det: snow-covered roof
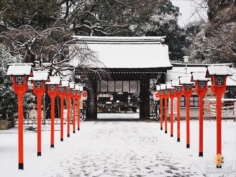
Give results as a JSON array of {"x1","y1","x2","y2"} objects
[
  {"x1": 171, "y1": 79, "x2": 181, "y2": 87},
  {"x1": 156, "y1": 85, "x2": 161, "y2": 91},
  {"x1": 179, "y1": 76, "x2": 194, "y2": 84},
  {"x1": 168, "y1": 65, "x2": 235, "y2": 87},
  {"x1": 28, "y1": 71, "x2": 49, "y2": 81},
  {"x1": 69, "y1": 82, "x2": 75, "y2": 89},
  {"x1": 166, "y1": 68, "x2": 207, "y2": 82},
  {"x1": 7, "y1": 63, "x2": 32, "y2": 76},
  {"x1": 46, "y1": 76, "x2": 61, "y2": 85},
  {"x1": 206, "y1": 65, "x2": 232, "y2": 76},
  {"x1": 74, "y1": 36, "x2": 166, "y2": 43},
  {"x1": 61, "y1": 80, "x2": 69, "y2": 87},
  {"x1": 160, "y1": 84, "x2": 166, "y2": 90},
  {"x1": 73, "y1": 36, "x2": 172, "y2": 69},
  {"x1": 172, "y1": 63, "x2": 232, "y2": 67},
  {"x1": 75, "y1": 83, "x2": 84, "y2": 91},
  {"x1": 191, "y1": 72, "x2": 210, "y2": 81},
  {"x1": 166, "y1": 82, "x2": 174, "y2": 89}
]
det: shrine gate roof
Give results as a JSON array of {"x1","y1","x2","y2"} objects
[{"x1": 72, "y1": 36, "x2": 172, "y2": 69}]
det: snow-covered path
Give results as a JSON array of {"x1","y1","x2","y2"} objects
[{"x1": 0, "y1": 120, "x2": 235, "y2": 177}]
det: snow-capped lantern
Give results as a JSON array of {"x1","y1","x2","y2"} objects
[
  {"x1": 171, "y1": 79, "x2": 182, "y2": 142},
  {"x1": 28, "y1": 70, "x2": 49, "y2": 157},
  {"x1": 46, "y1": 76, "x2": 61, "y2": 148},
  {"x1": 179, "y1": 76, "x2": 194, "y2": 149},
  {"x1": 166, "y1": 82, "x2": 175, "y2": 137},
  {"x1": 191, "y1": 72, "x2": 210, "y2": 157},
  {"x1": 206, "y1": 65, "x2": 232, "y2": 167},
  {"x1": 6, "y1": 63, "x2": 33, "y2": 170}
]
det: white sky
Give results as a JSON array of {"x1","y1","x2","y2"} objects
[{"x1": 171, "y1": 0, "x2": 208, "y2": 27}]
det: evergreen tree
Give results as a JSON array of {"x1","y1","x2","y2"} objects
[
  {"x1": 128, "y1": 1, "x2": 186, "y2": 61},
  {"x1": 0, "y1": 45, "x2": 35, "y2": 120},
  {"x1": 189, "y1": 0, "x2": 236, "y2": 65}
]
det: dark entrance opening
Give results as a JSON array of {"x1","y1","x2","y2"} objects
[
  {"x1": 75, "y1": 69, "x2": 169, "y2": 120},
  {"x1": 97, "y1": 92, "x2": 140, "y2": 119}
]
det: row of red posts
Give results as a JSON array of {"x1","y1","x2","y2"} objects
[
  {"x1": 7, "y1": 63, "x2": 86, "y2": 170},
  {"x1": 154, "y1": 65, "x2": 232, "y2": 168}
]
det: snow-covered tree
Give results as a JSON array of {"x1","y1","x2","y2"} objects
[
  {"x1": 188, "y1": 0, "x2": 236, "y2": 65},
  {"x1": 0, "y1": 0, "x2": 187, "y2": 120},
  {"x1": 0, "y1": 45, "x2": 36, "y2": 120},
  {"x1": 0, "y1": 45, "x2": 19, "y2": 120},
  {"x1": 128, "y1": 1, "x2": 186, "y2": 60}
]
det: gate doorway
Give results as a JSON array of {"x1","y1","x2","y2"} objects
[{"x1": 97, "y1": 92, "x2": 140, "y2": 119}]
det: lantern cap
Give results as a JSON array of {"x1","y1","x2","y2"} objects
[
  {"x1": 191, "y1": 72, "x2": 210, "y2": 81},
  {"x1": 156, "y1": 85, "x2": 161, "y2": 91},
  {"x1": 75, "y1": 84, "x2": 83, "y2": 91},
  {"x1": 179, "y1": 76, "x2": 194, "y2": 85},
  {"x1": 206, "y1": 65, "x2": 232, "y2": 78},
  {"x1": 160, "y1": 84, "x2": 166, "y2": 90},
  {"x1": 166, "y1": 82, "x2": 174, "y2": 89},
  {"x1": 171, "y1": 79, "x2": 181, "y2": 87},
  {"x1": 46, "y1": 76, "x2": 61, "y2": 85},
  {"x1": 7, "y1": 63, "x2": 33, "y2": 76},
  {"x1": 28, "y1": 70, "x2": 49, "y2": 81},
  {"x1": 61, "y1": 80, "x2": 69, "y2": 87},
  {"x1": 69, "y1": 82, "x2": 75, "y2": 88}
]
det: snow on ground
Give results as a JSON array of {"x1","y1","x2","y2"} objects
[
  {"x1": 0, "y1": 119, "x2": 235, "y2": 177},
  {"x1": 97, "y1": 113, "x2": 139, "y2": 119}
]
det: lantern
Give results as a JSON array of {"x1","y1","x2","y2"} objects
[
  {"x1": 206, "y1": 65, "x2": 232, "y2": 168},
  {"x1": 179, "y1": 76, "x2": 194, "y2": 149},
  {"x1": 28, "y1": 70, "x2": 49, "y2": 157},
  {"x1": 191, "y1": 72, "x2": 210, "y2": 157},
  {"x1": 171, "y1": 79, "x2": 182, "y2": 142},
  {"x1": 7, "y1": 63, "x2": 32, "y2": 170},
  {"x1": 46, "y1": 76, "x2": 61, "y2": 148}
]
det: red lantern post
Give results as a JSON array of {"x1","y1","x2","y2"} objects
[
  {"x1": 158, "y1": 87, "x2": 163, "y2": 131},
  {"x1": 59, "y1": 80, "x2": 69, "y2": 140},
  {"x1": 66, "y1": 86, "x2": 72, "y2": 137},
  {"x1": 191, "y1": 72, "x2": 209, "y2": 157},
  {"x1": 58, "y1": 82, "x2": 67, "y2": 141},
  {"x1": 172, "y1": 80, "x2": 182, "y2": 142},
  {"x1": 161, "y1": 84, "x2": 169, "y2": 134},
  {"x1": 7, "y1": 63, "x2": 32, "y2": 170},
  {"x1": 28, "y1": 71, "x2": 49, "y2": 156},
  {"x1": 206, "y1": 65, "x2": 232, "y2": 168},
  {"x1": 166, "y1": 83, "x2": 175, "y2": 137},
  {"x1": 46, "y1": 76, "x2": 60, "y2": 148},
  {"x1": 72, "y1": 89, "x2": 77, "y2": 133},
  {"x1": 77, "y1": 94, "x2": 81, "y2": 130},
  {"x1": 180, "y1": 76, "x2": 194, "y2": 148},
  {"x1": 64, "y1": 82, "x2": 75, "y2": 136}
]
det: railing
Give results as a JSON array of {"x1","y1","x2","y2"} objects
[
  {"x1": 14, "y1": 118, "x2": 77, "y2": 125},
  {"x1": 204, "y1": 99, "x2": 236, "y2": 120}
]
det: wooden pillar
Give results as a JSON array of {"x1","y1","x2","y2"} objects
[
  {"x1": 140, "y1": 74, "x2": 150, "y2": 119},
  {"x1": 86, "y1": 73, "x2": 97, "y2": 120}
]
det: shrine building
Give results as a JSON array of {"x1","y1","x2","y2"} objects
[{"x1": 72, "y1": 36, "x2": 173, "y2": 120}]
